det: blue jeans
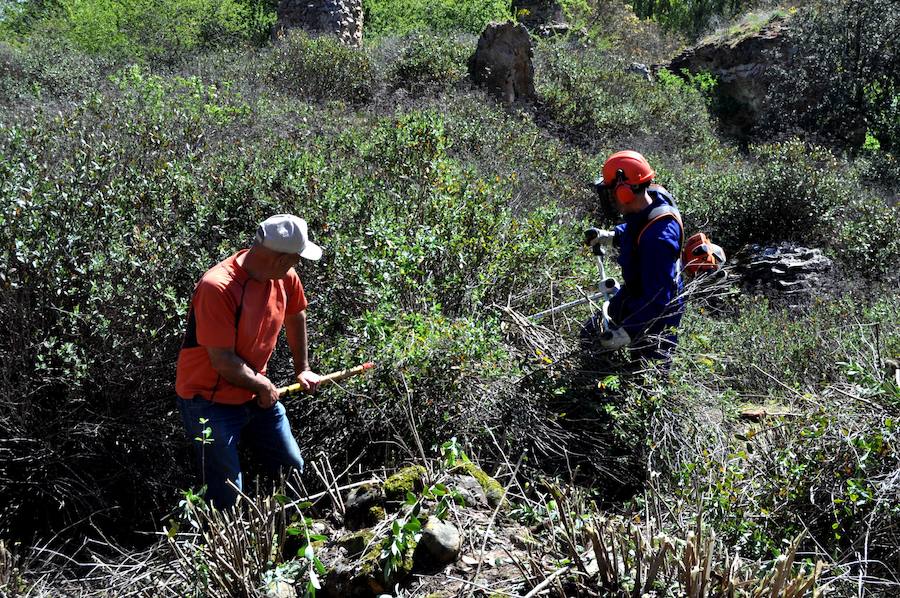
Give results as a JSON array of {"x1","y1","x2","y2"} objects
[{"x1": 177, "y1": 396, "x2": 305, "y2": 509}]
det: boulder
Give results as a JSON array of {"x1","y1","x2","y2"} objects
[
  {"x1": 343, "y1": 483, "x2": 385, "y2": 530},
  {"x1": 265, "y1": 580, "x2": 297, "y2": 598},
  {"x1": 469, "y1": 22, "x2": 537, "y2": 105},
  {"x1": 274, "y1": 0, "x2": 364, "y2": 47},
  {"x1": 337, "y1": 528, "x2": 376, "y2": 558},
  {"x1": 415, "y1": 517, "x2": 461, "y2": 567},
  {"x1": 448, "y1": 474, "x2": 488, "y2": 509},
  {"x1": 736, "y1": 244, "x2": 833, "y2": 297},
  {"x1": 383, "y1": 465, "x2": 427, "y2": 503},
  {"x1": 450, "y1": 462, "x2": 505, "y2": 506},
  {"x1": 626, "y1": 62, "x2": 652, "y2": 82}
]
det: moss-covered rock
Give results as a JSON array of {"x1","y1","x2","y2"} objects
[
  {"x1": 344, "y1": 482, "x2": 386, "y2": 530},
  {"x1": 356, "y1": 534, "x2": 417, "y2": 591},
  {"x1": 451, "y1": 462, "x2": 505, "y2": 506},
  {"x1": 383, "y1": 465, "x2": 427, "y2": 502},
  {"x1": 338, "y1": 528, "x2": 376, "y2": 558},
  {"x1": 369, "y1": 505, "x2": 386, "y2": 522}
]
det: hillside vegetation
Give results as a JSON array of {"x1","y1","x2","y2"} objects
[{"x1": 0, "y1": 0, "x2": 898, "y2": 596}]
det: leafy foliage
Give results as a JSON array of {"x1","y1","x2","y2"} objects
[
  {"x1": 363, "y1": 0, "x2": 512, "y2": 38},
  {"x1": 4, "y1": 0, "x2": 261, "y2": 60},
  {"x1": 267, "y1": 30, "x2": 376, "y2": 104},
  {"x1": 386, "y1": 32, "x2": 471, "y2": 95},
  {"x1": 0, "y1": 5, "x2": 898, "y2": 593},
  {"x1": 765, "y1": 0, "x2": 900, "y2": 155},
  {"x1": 632, "y1": 0, "x2": 756, "y2": 37}
]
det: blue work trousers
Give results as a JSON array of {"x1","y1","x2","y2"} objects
[{"x1": 177, "y1": 396, "x2": 305, "y2": 509}]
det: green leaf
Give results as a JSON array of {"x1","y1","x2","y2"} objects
[{"x1": 404, "y1": 517, "x2": 422, "y2": 533}]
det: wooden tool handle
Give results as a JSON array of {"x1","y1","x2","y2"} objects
[{"x1": 277, "y1": 362, "x2": 375, "y2": 396}]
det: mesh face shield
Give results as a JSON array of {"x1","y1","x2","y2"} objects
[{"x1": 593, "y1": 177, "x2": 619, "y2": 220}]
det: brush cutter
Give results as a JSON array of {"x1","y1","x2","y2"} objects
[
  {"x1": 529, "y1": 228, "x2": 620, "y2": 332},
  {"x1": 277, "y1": 362, "x2": 375, "y2": 397}
]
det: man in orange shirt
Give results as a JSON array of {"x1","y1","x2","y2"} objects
[{"x1": 176, "y1": 214, "x2": 323, "y2": 508}]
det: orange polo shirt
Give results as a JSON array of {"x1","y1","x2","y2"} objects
[{"x1": 175, "y1": 250, "x2": 308, "y2": 404}]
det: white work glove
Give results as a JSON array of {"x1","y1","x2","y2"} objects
[
  {"x1": 584, "y1": 227, "x2": 616, "y2": 249},
  {"x1": 599, "y1": 326, "x2": 631, "y2": 350}
]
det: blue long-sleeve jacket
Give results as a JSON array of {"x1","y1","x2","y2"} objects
[{"x1": 608, "y1": 188, "x2": 684, "y2": 340}]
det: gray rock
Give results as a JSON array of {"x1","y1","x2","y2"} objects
[
  {"x1": 627, "y1": 62, "x2": 652, "y2": 82},
  {"x1": 737, "y1": 243, "x2": 833, "y2": 297},
  {"x1": 535, "y1": 22, "x2": 571, "y2": 37},
  {"x1": 343, "y1": 483, "x2": 385, "y2": 531},
  {"x1": 274, "y1": 0, "x2": 363, "y2": 47},
  {"x1": 266, "y1": 580, "x2": 297, "y2": 598},
  {"x1": 417, "y1": 517, "x2": 461, "y2": 565},
  {"x1": 469, "y1": 21, "x2": 537, "y2": 105},
  {"x1": 448, "y1": 474, "x2": 488, "y2": 508}
]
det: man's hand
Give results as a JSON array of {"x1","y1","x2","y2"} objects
[
  {"x1": 297, "y1": 369, "x2": 322, "y2": 394},
  {"x1": 584, "y1": 227, "x2": 616, "y2": 248},
  {"x1": 255, "y1": 377, "x2": 280, "y2": 409},
  {"x1": 599, "y1": 326, "x2": 631, "y2": 350}
]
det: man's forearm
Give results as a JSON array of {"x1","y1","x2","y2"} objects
[
  {"x1": 209, "y1": 349, "x2": 269, "y2": 393},
  {"x1": 285, "y1": 311, "x2": 311, "y2": 375}
]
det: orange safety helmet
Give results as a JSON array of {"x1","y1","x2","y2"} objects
[{"x1": 601, "y1": 150, "x2": 656, "y2": 204}]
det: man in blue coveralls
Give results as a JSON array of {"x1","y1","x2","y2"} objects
[{"x1": 582, "y1": 150, "x2": 684, "y2": 362}]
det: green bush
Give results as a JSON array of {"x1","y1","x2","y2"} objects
[
  {"x1": 534, "y1": 39, "x2": 726, "y2": 166},
  {"x1": 364, "y1": 0, "x2": 512, "y2": 38},
  {"x1": 387, "y1": 33, "x2": 471, "y2": 95},
  {"x1": 2, "y1": 0, "x2": 259, "y2": 61},
  {"x1": 766, "y1": 0, "x2": 900, "y2": 153},
  {"x1": 666, "y1": 140, "x2": 900, "y2": 275},
  {"x1": 631, "y1": 0, "x2": 755, "y2": 37},
  {"x1": 0, "y1": 37, "x2": 112, "y2": 105},
  {"x1": 0, "y1": 64, "x2": 584, "y2": 538},
  {"x1": 654, "y1": 294, "x2": 900, "y2": 562},
  {"x1": 267, "y1": 30, "x2": 376, "y2": 104}
]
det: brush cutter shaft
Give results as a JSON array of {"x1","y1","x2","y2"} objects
[
  {"x1": 530, "y1": 291, "x2": 608, "y2": 322},
  {"x1": 528, "y1": 248, "x2": 619, "y2": 328},
  {"x1": 277, "y1": 362, "x2": 375, "y2": 396}
]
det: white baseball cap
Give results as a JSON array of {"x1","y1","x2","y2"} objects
[{"x1": 254, "y1": 214, "x2": 323, "y2": 261}]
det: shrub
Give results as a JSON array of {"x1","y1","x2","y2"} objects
[
  {"x1": 648, "y1": 292, "x2": 900, "y2": 569},
  {"x1": 363, "y1": 0, "x2": 512, "y2": 38},
  {"x1": 631, "y1": 0, "x2": 756, "y2": 37},
  {"x1": 667, "y1": 140, "x2": 900, "y2": 275},
  {"x1": 0, "y1": 78, "x2": 584, "y2": 540},
  {"x1": 267, "y1": 30, "x2": 376, "y2": 104},
  {"x1": 387, "y1": 33, "x2": 471, "y2": 95},
  {"x1": 3, "y1": 0, "x2": 257, "y2": 61},
  {"x1": 0, "y1": 37, "x2": 112, "y2": 106},
  {"x1": 765, "y1": 0, "x2": 900, "y2": 153},
  {"x1": 534, "y1": 38, "x2": 726, "y2": 166}
]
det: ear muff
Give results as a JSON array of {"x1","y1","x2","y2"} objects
[
  {"x1": 614, "y1": 183, "x2": 634, "y2": 204},
  {"x1": 612, "y1": 168, "x2": 635, "y2": 204}
]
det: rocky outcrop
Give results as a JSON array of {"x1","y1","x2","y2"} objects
[
  {"x1": 274, "y1": 0, "x2": 363, "y2": 47},
  {"x1": 665, "y1": 15, "x2": 792, "y2": 139},
  {"x1": 737, "y1": 244, "x2": 833, "y2": 297},
  {"x1": 469, "y1": 22, "x2": 537, "y2": 105},
  {"x1": 320, "y1": 467, "x2": 507, "y2": 597}
]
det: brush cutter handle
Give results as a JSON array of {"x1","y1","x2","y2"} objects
[{"x1": 277, "y1": 362, "x2": 375, "y2": 397}]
